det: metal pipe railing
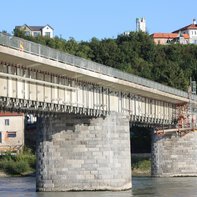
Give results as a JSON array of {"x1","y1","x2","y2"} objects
[{"x1": 155, "y1": 127, "x2": 197, "y2": 135}]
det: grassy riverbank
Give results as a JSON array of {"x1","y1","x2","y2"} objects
[
  {"x1": 0, "y1": 148, "x2": 36, "y2": 176},
  {"x1": 132, "y1": 154, "x2": 151, "y2": 176}
]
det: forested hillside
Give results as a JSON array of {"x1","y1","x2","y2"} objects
[{"x1": 14, "y1": 29, "x2": 197, "y2": 91}]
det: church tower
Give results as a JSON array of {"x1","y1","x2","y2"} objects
[{"x1": 136, "y1": 17, "x2": 146, "y2": 32}]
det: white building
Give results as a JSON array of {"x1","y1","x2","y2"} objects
[
  {"x1": 0, "y1": 112, "x2": 24, "y2": 153},
  {"x1": 15, "y1": 24, "x2": 54, "y2": 38},
  {"x1": 173, "y1": 19, "x2": 197, "y2": 44},
  {"x1": 136, "y1": 17, "x2": 146, "y2": 32}
]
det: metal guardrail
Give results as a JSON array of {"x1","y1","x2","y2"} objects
[{"x1": 0, "y1": 32, "x2": 196, "y2": 100}]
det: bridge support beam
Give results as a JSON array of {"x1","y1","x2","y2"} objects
[
  {"x1": 36, "y1": 113, "x2": 131, "y2": 191},
  {"x1": 151, "y1": 131, "x2": 197, "y2": 177}
]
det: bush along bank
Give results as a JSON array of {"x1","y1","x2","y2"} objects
[
  {"x1": 132, "y1": 154, "x2": 151, "y2": 176},
  {"x1": 0, "y1": 148, "x2": 36, "y2": 176}
]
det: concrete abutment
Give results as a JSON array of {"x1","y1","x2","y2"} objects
[
  {"x1": 151, "y1": 131, "x2": 197, "y2": 177},
  {"x1": 36, "y1": 113, "x2": 132, "y2": 191}
]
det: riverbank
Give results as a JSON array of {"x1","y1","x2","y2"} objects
[
  {"x1": 0, "y1": 170, "x2": 36, "y2": 177},
  {"x1": 0, "y1": 171, "x2": 8, "y2": 177}
]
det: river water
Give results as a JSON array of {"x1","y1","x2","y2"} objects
[{"x1": 1, "y1": 176, "x2": 197, "y2": 197}]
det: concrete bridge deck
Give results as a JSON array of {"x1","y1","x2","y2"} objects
[
  {"x1": 0, "y1": 32, "x2": 193, "y2": 104},
  {"x1": 0, "y1": 32, "x2": 196, "y2": 125}
]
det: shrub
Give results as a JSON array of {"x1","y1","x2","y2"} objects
[
  {"x1": 13, "y1": 160, "x2": 30, "y2": 175},
  {"x1": 137, "y1": 160, "x2": 151, "y2": 171},
  {"x1": 0, "y1": 148, "x2": 36, "y2": 175},
  {"x1": 132, "y1": 156, "x2": 151, "y2": 171},
  {"x1": 0, "y1": 160, "x2": 10, "y2": 171}
]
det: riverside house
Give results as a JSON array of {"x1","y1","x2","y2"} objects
[{"x1": 0, "y1": 112, "x2": 24, "y2": 153}]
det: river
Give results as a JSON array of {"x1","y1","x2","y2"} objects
[{"x1": 1, "y1": 176, "x2": 197, "y2": 197}]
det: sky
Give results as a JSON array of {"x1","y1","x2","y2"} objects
[{"x1": 1, "y1": 0, "x2": 197, "y2": 41}]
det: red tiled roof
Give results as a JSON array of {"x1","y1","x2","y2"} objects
[
  {"x1": 173, "y1": 24, "x2": 197, "y2": 33},
  {"x1": 152, "y1": 33, "x2": 189, "y2": 39},
  {"x1": 0, "y1": 112, "x2": 24, "y2": 117}
]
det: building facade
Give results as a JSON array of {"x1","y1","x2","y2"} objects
[
  {"x1": 152, "y1": 19, "x2": 197, "y2": 45},
  {"x1": 173, "y1": 19, "x2": 197, "y2": 44},
  {"x1": 152, "y1": 33, "x2": 189, "y2": 45},
  {"x1": 15, "y1": 24, "x2": 54, "y2": 38},
  {"x1": 0, "y1": 112, "x2": 24, "y2": 153}
]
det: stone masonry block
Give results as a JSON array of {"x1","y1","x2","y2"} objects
[
  {"x1": 36, "y1": 113, "x2": 132, "y2": 191},
  {"x1": 152, "y1": 131, "x2": 197, "y2": 177}
]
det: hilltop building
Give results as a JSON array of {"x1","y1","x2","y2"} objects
[
  {"x1": 152, "y1": 19, "x2": 197, "y2": 45},
  {"x1": 136, "y1": 17, "x2": 146, "y2": 32},
  {"x1": 122, "y1": 17, "x2": 147, "y2": 36},
  {"x1": 172, "y1": 19, "x2": 197, "y2": 44},
  {"x1": 15, "y1": 24, "x2": 54, "y2": 38},
  {"x1": 152, "y1": 33, "x2": 189, "y2": 45}
]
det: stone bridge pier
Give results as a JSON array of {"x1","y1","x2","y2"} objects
[
  {"x1": 151, "y1": 131, "x2": 197, "y2": 177},
  {"x1": 36, "y1": 112, "x2": 131, "y2": 191}
]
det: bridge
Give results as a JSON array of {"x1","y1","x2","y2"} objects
[{"x1": 0, "y1": 32, "x2": 197, "y2": 191}]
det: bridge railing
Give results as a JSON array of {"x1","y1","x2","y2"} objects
[{"x1": 0, "y1": 32, "x2": 196, "y2": 100}]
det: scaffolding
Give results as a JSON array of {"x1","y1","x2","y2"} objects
[{"x1": 155, "y1": 81, "x2": 197, "y2": 136}]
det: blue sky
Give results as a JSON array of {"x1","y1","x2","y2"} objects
[{"x1": 1, "y1": 0, "x2": 197, "y2": 41}]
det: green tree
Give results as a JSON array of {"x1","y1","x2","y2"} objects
[{"x1": 12, "y1": 29, "x2": 197, "y2": 91}]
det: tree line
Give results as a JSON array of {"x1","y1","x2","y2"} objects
[{"x1": 14, "y1": 29, "x2": 197, "y2": 91}]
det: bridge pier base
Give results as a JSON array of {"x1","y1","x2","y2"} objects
[
  {"x1": 151, "y1": 131, "x2": 197, "y2": 177},
  {"x1": 36, "y1": 113, "x2": 131, "y2": 191}
]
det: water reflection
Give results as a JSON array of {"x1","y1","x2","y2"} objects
[
  {"x1": 1, "y1": 176, "x2": 197, "y2": 197},
  {"x1": 132, "y1": 177, "x2": 197, "y2": 197}
]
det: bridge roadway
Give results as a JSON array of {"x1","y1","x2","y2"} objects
[
  {"x1": 0, "y1": 32, "x2": 196, "y2": 125},
  {"x1": 1, "y1": 33, "x2": 197, "y2": 191}
]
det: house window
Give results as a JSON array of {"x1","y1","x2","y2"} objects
[
  {"x1": 7, "y1": 132, "x2": 16, "y2": 138},
  {"x1": 25, "y1": 31, "x2": 30, "y2": 36},
  {"x1": 45, "y1": 32, "x2": 51, "y2": 37},
  {"x1": 5, "y1": 119, "x2": 9, "y2": 126},
  {"x1": 33, "y1": 32, "x2": 41, "y2": 37}
]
